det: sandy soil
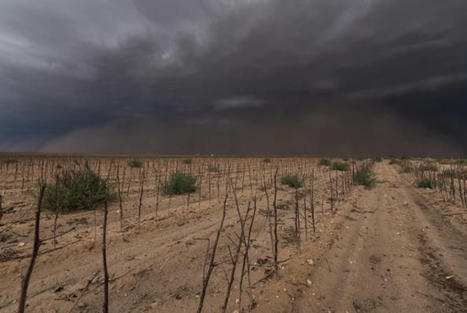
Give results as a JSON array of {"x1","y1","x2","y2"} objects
[
  {"x1": 0, "y1": 160, "x2": 466, "y2": 313},
  {"x1": 288, "y1": 162, "x2": 467, "y2": 313}
]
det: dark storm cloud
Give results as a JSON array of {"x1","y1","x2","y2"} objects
[{"x1": 1, "y1": 0, "x2": 466, "y2": 155}]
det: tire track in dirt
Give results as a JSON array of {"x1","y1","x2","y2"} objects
[{"x1": 289, "y1": 162, "x2": 466, "y2": 313}]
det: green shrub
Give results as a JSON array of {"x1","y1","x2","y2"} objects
[
  {"x1": 331, "y1": 161, "x2": 349, "y2": 171},
  {"x1": 399, "y1": 162, "x2": 413, "y2": 173},
  {"x1": 208, "y1": 164, "x2": 220, "y2": 172},
  {"x1": 281, "y1": 226, "x2": 298, "y2": 245},
  {"x1": 280, "y1": 174, "x2": 303, "y2": 188},
  {"x1": 182, "y1": 159, "x2": 192, "y2": 164},
  {"x1": 263, "y1": 158, "x2": 271, "y2": 163},
  {"x1": 416, "y1": 178, "x2": 433, "y2": 189},
  {"x1": 353, "y1": 169, "x2": 376, "y2": 188},
  {"x1": 374, "y1": 156, "x2": 382, "y2": 162},
  {"x1": 455, "y1": 159, "x2": 467, "y2": 165},
  {"x1": 43, "y1": 168, "x2": 115, "y2": 213},
  {"x1": 319, "y1": 159, "x2": 331, "y2": 166},
  {"x1": 127, "y1": 159, "x2": 142, "y2": 168},
  {"x1": 3, "y1": 159, "x2": 18, "y2": 164},
  {"x1": 437, "y1": 159, "x2": 451, "y2": 164},
  {"x1": 442, "y1": 168, "x2": 467, "y2": 179},
  {"x1": 162, "y1": 171, "x2": 197, "y2": 195},
  {"x1": 419, "y1": 163, "x2": 438, "y2": 172}
]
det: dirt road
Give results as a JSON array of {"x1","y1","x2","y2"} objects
[{"x1": 290, "y1": 162, "x2": 467, "y2": 313}]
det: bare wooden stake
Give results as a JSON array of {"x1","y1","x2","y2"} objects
[
  {"x1": 117, "y1": 167, "x2": 123, "y2": 231},
  {"x1": 102, "y1": 200, "x2": 109, "y2": 313},
  {"x1": 294, "y1": 187, "x2": 301, "y2": 255},
  {"x1": 52, "y1": 211, "x2": 59, "y2": 248},
  {"x1": 311, "y1": 169, "x2": 316, "y2": 234},
  {"x1": 197, "y1": 191, "x2": 229, "y2": 313},
  {"x1": 238, "y1": 198, "x2": 257, "y2": 312},
  {"x1": 137, "y1": 169, "x2": 144, "y2": 224},
  {"x1": 155, "y1": 171, "x2": 161, "y2": 218},
  {"x1": 273, "y1": 168, "x2": 279, "y2": 277},
  {"x1": 222, "y1": 203, "x2": 249, "y2": 313},
  {"x1": 18, "y1": 184, "x2": 46, "y2": 313},
  {"x1": 0, "y1": 194, "x2": 3, "y2": 223},
  {"x1": 261, "y1": 170, "x2": 274, "y2": 258}
]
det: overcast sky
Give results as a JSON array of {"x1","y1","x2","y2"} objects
[{"x1": 0, "y1": 0, "x2": 466, "y2": 156}]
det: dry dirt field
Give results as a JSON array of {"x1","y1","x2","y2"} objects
[{"x1": 0, "y1": 156, "x2": 466, "y2": 313}]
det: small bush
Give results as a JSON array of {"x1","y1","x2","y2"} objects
[
  {"x1": 354, "y1": 169, "x2": 376, "y2": 188},
  {"x1": 281, "y1": 226, "x2": 298, "y2": 246},
  {"x1": 419, "y1": 163, "x2": 438, "y2": 172},
  {"x1": 128, "y1": 159, "x2": 142, "y2": 168},
  {"x1": 3, "y1": 159, "x2": 18, "y2": 164},
  {"x1": 43, "y1": 168, "x2": 115, "y2": 213},
  {"x1": 374, "y1": 156, "x2": 382, "y2": 162},
  {"x1": 389, "y1": 159, "x2": 397, "y2": 165},
  {"x1": 208, "y1": 164, "x2": 220, "y2": 172},
  {"x1": 399, "y1": 162, "x2": 413, "y2": 173},
  {"x1": 455, "y1": 159, "x2": 467, "y2": 165},
  {"x1": 264, "y1": 158, "x2": 271, "y2": 163},
  {"x1": 319, "y1": 159, "x2": 331, "y2": 166},
  {"x1": 331, "y1": 161, "x2": 349, "y2": 171},
  {"x1": 280, "y1": 174, "x2": 303, "y2": 188},
  {"x1": 182, "y1": 159, "x2": 192, "y2": 164},
  {"x1": 0, "y1": 247, "x2": 17, "y2": 262},
  {"x1": 162, "y1": 171, "x2": 197, "y2": 195},
  {"x1": 437, "y1": 159, "x2": 451, "y2": 164},
  {"x1": 416, "y1": 178, "x2": 433, "y2": 189},
  {"x1": 444, "y1": 168, "x2": 467, "y2": 179}
]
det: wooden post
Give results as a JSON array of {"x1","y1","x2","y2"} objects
[
  {"x1": 18, "y1": 184, "x2": 46, "y2": 313},
  {"x1": 102, "y1": 200, "x2": 109, "y2": 313}
]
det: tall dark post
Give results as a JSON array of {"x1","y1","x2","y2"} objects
[
  {"x1": 18, "y1": 185, "x2": 46, "y2": 313},
  {"x1": 102, "y1": 200, "x2": 109, "y2": 313}
]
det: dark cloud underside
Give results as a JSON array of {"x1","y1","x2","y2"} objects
[{"x1": 0, "y1": 0, "x2": 466, "y2": 156}]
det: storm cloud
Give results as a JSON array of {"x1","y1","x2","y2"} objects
[{"x1": 0, "y1": 0, "x2": 466, "y2": 156}]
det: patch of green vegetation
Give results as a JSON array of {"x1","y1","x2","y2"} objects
[
  {"x1": 162, "y1": 171, "x2": 197, "y2": 195},
  {"x1": 437, "y1": 159, "x2": 450, "y2": 164},
  {"x1": 280, "y1": 174, "x2": 303, "y2": 188},
  {"x1": 319, "y1": 158, "x2": 331, "y2": 166},
  {"x1": 374, "y1": 156, "x2": 382, "y2": 162},
  {"x1": 419, "y1": 163, "x2": 438, "y2": 172},
  {"x1": 127, "y1": 159, "x2": 143, "y2": 168},
  {"x1": 281, "y1": 226, "x2": 298, "y2": 245},
  {"x1": 455, "y1": 159, "x2": 467, "y2": 165},
  {"x1": 208, "y1": 164, "x2": 220, "y2": 172},
  {"x1": 182, "y1": 159, "x2": 192, "y2": 164},
  {"x1": 43, "y1": 168, "x2": 115, "y2": 213},
  {"x1": 353, "y1": 169, "x2": 376, "y2": 188},
  {"x1": 416, "y1": 178, "x2": 433, "y2": 189},
  {"x1": 399, "y1": 162, "x2": 413, "y2": 173},
  {"x1": 442, "y1": 168, "x2": 467, "y2": 179},
  {"x1": 331, "y1": 161, "x2": 349, "y2": 171},
  {"x1": 263, "y1": 158, "x2": 271, "y2": 163},
  {"x1": 3, "y1": 159, "x2": 18, "y2": 164}
]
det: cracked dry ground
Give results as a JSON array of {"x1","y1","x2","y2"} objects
[{"x1": 1, "y1": 161, "x2": 466, "y2": 313}]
